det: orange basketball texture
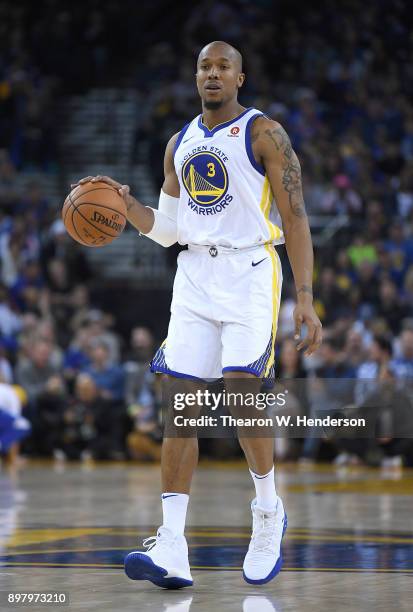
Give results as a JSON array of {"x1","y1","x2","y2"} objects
[{"x1": 62, "y1": 182, "x2": 127, "y2": 247}]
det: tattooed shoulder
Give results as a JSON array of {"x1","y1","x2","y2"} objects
[
  {"x1": 263, "y1": 121, "x2": 306, "y2": 218},
  {"x1": 264, "y1": 123, "x2": 293, "y2": 159}
]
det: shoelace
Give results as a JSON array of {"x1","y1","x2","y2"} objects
[
  {"x1": 249, "y1": 510, "x2": 279, "y2": 555},
  {"x1": 142, "y1": 530, "x2": 175, "y2": 552}
]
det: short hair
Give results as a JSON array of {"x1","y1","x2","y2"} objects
[{"x1": 197, "y1": 41, "x2": 243, "y2": 72}]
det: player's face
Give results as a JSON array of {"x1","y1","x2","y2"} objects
[{"x1": 196, "y1": 51, "x2": 244, "y2": 110}]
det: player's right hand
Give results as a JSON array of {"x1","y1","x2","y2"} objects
[{"x1": 71, "y1": 175, "x2": 131, "y2": 201}]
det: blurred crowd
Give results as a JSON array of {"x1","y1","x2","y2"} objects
[{"x1": 1, "y1": 0, "x2": 413, "y2": 467}]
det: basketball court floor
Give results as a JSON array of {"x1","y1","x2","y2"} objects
[{"x1": 0, "y1": 461, "x2": 412, "y2": 611}]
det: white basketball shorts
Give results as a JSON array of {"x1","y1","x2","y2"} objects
[{"x1": 150, "y1": 243, "x2": 282, "y2": 381}]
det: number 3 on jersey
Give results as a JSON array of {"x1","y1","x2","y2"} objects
[{"x1": 207, "y1": 162, "x2": 215, "y2": 177}]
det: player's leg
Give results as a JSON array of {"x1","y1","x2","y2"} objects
[
  {"x1": 160, "y1": 375, "x2": 204, "y2": 531},
  {"x1": 161, "y1": 435, "x2": 198, "y2": 493},
  {"x1": 125, "y1": 250, "x2": 222, "y2": 588},
  {"x1": 125, "y1": 377, "x2": 203, "y2": 589},
  {"x1": 224, "y1": 370, "x2": 287, "y2": 585},
  {"x1": 220, "y1": 247, "x2": 286, "y2": 585}
]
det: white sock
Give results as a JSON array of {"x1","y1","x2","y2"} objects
[
  {"x1": 249, "y1": 466, "x2": 277, "y2": 511},
  {"x1": 161, "y1": 492, "x2": 189, "y2": 536}
]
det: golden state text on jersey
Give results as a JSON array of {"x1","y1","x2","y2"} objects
[{"x1": 173, "y1": 107, "x2": 285, "y2": 250}]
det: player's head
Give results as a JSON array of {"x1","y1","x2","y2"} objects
[{"x1": 196, "y1": 41, "x2": 245, "y2": 110}]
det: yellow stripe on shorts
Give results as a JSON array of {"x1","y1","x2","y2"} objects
[
  {"x1": 264, "y1": 244, "x2": 281, "y2": 376},
  {"x1": 259, "y1": 175, "x2": 281, "y2": 376}
]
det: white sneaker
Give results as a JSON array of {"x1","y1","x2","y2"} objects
[
  {"x1": 124, "y1": 526, "x2": 193, "y2": 589},
  {"x1": 243, "y1": 497, "x2": 287, "y2": 585}
]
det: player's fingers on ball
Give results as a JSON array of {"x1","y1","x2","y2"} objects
[
  {"x1": 119, "y1": 184, "x2": 130, "y2": 197},
  {"x1": 73, "y1": 176, "x2": 93, "y2": 187}
]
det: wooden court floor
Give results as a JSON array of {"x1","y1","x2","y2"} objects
[{"x1": 0, "y1": 461, "x2": 412, "y2": 611}]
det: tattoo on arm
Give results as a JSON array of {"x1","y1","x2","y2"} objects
[
  {"x1": 265, "y1": 126, "x2": 306, "y2": 218},
  {"x1": 297, "y1": 285, "x2": 313, "y2": 296}
]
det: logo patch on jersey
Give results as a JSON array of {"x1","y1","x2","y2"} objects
[
  {"x1": 229, "y1": 126, "x2": 240, "y2": 136},
  {"x1": 182, "y1": 152, "x2": 228, "y2": 206}
]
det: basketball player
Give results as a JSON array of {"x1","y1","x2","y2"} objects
[{"x1": 74, "y1": 40, "x2": 322, "y2": 588}]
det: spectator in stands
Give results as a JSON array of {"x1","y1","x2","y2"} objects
[
  {"x1": 34, "y1": 319, "x2": 63, "y2": 370},
  {"x1": 343, "y1": 327, "x2": 367, "y2": 370},
  {"x1": 392, "y1": 329, "x2": 413, "y2": 379},
  {"x1": 15, "y1": 339, "x2": 59, "y2": 403},
  {"x1": 348, "y1": 237, "x2": 378, "y2": 270},
  {"x1": 31, "y1": 375, "x2": 67, "y2": 457},
  {"x1": 0, "y1": 282, "x2": 21, "y2": 339},
  {"x1": 0, "y1": 230, "x2": 27, "y2": 288},
  {"x1": 314, "y1": 267, "x2": 347, "y2": 326},
  {"x1": 83, "y1": 338, "x2": 125, "y2": 402},
  {"x1": 320, "y1": 174, "x2": 362, "y2": 216},
  {"x1": 15, "y1": 181, "x2": 50, "y2": 230},
  {"x1": 69, "y1": 285, "x2": 92, "y2": 333},
  {"x1": 355, "y1": 335, "x2": 393, "y2": 406},
  {"x1": 50, "y1": 374, "x2": 96, "y2": 462},
  {"x1": 80, "y1": 310, "x2": 121, "y2": 365},
  {"x1": 376, "y1": 279, "x2": 410, "y2": 335},
  {"x1": 10, "y1": 259, "x2": 44, "y2": 313},
  {"x1": 68, "y1": 373, "x2": 127, "y2": 460},
  {"x1": 354, "y1": 260, "x2": 380, "y2": 316},
  {"x1": 63, "y1": 327, "x2": 92, "y2": 386},
  {"x1": 124, "y1": 326, "x2": 155, "y2": 405},
  {"x1": 383, "y1": 220, "x2": 413, "y2": 281},
  {"x1": 301, "y1": 339, "x2": 356, "y2": 463},
  {"x1": 46, "y1": 259, "x2": 74, "y2": 345},
  {"x1": 40, "y1": 220, "x2": 91, "y2": 286}
]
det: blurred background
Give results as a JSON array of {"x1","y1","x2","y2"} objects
[{"x1": 1, "y1": 0, "x2": 413, "y2": 467}]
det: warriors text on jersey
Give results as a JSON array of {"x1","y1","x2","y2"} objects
[{"x1": 173, "y1": 107, "x2": 285, "y2": 250}]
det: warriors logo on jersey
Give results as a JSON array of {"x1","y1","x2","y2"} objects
[{"x1": 182, "y1": 151, "x2": 233, "y2": 215}]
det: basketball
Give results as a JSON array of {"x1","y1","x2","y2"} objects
[{"x1": 62, "y1": 181, "x2": 127, "y2": 247}]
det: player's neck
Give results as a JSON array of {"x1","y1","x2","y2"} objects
[{"x1": 201, "y1": 101, "x2": 245, "y2": 130}]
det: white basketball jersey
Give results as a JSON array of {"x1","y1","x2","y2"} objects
[{"x1": 173, "y1": 107, "x2": 284, "y2": 249}]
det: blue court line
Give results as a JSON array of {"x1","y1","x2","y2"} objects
[{"x1": 2, "y1": 539, "x2": 412, "y2": 572}]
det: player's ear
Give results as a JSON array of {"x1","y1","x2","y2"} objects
[{"x1": 237, "y1": 73, "x2": 245, "y2": 88}]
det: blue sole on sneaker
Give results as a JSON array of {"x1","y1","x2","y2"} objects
[
  {"x1": 243, "y1": 511, "x2": 288, "y2": 585},
  {"x1": 124, "y1": 552, "x2": 193, "y2": 589}
]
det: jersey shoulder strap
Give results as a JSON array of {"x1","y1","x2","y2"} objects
[{"x1": 244, "y1": 110, "x2": 266, "y2": 176}]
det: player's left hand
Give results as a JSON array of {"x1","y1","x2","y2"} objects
[
  {"x1": 70, "y1": 175, "x2": 131, "y2": 200},
  {"x1": 293, "y1": 303, "x2": 322, "y2": 356}
]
